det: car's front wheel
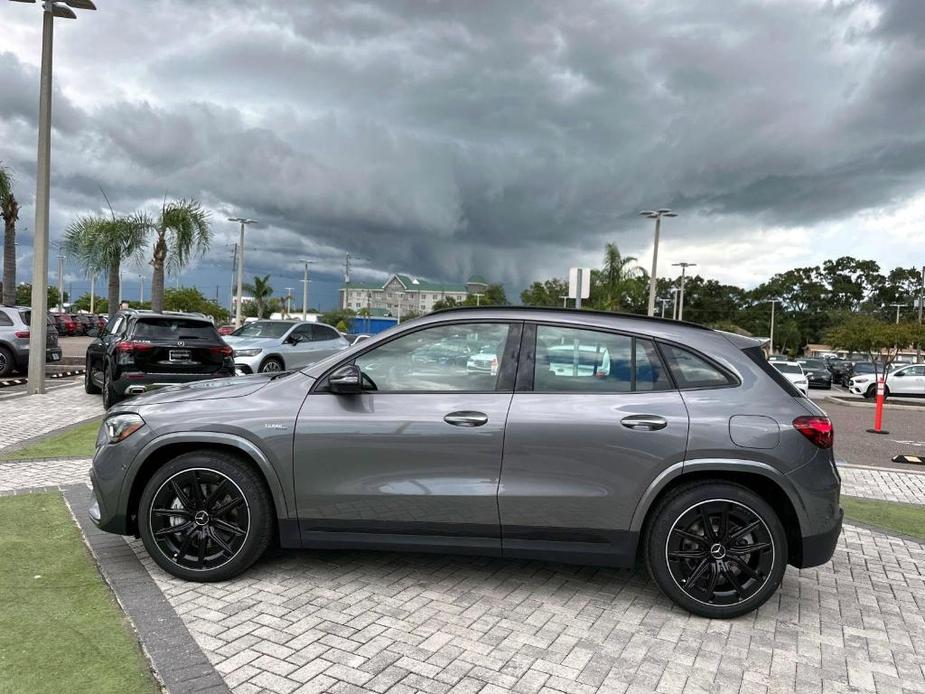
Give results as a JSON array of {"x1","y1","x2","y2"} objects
[
  {"x1": 259, "y1": 357, "x2": 284, "y2": 373},
  {"x1": 644, "y1": 482, "x2": 787, "y2": 619},
  {"x1": 138, "y1": 451, "x2": 273, "y2": 582}
]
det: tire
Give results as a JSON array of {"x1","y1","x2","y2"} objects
[
  {"x1": 102, "y1": 366, "x2": 121, "y2": 409},
  {"x1": 644, "y1": 481, "x2": 788, "y2": 619},
  {"x1": 84, "y1": 357, "x2": 101, "y2": 394},
  {"x1": 137, "y1": 451, "x2": 273, "y2": 582},
  {"x1": 259, "y1": 357, "x2": 284, "y2": 373},
  {"x1": 0, "y1": 346, "x2": 14, "y2": 378},
  {"x1": 864, "y1": 385, "x2": 876, "y2": 399}
]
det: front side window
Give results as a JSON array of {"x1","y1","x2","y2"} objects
[
  {"x1": 660, "y1": 343, "x2": 736, "y2": 389},
  {"x1": 354, "y1": 323, "x2": 510, "y2": 392},
  {"x1": 534, "y1": 325, "x2": 671, "y2": 393}
]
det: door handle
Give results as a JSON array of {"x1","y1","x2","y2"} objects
[
  {"x1": 621, "y1": 415, "x2": 668, "y2": 431},
  {"x1": 444, "y1": 411, "x2": 489, "y2": 427}
]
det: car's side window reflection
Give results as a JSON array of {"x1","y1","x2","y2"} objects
[{"x1": 354, "y1": 323, "x2": 510, "y2": 392}]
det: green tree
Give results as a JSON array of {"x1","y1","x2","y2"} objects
[
  {"x1": 821, "y1": 257, "x2": 884, "y2": 311},
  {"x1": 829, "y1": 316, "x2": 923, "y2": 378},
  {"x1": 242, "y1": 274, "x2": 273, "y2": 318},
  {"x1": 432, "y1": 296, "x2": 459, "y2": 311},
  {"x1": 1, "y1": 163, "x2": 20, "y2": 306},
  {"x1": 321, "y1": 308, "x2": 356, "y2": 328},
  {"x1": 520, "y1": 278, "x2": 568, "y2": 307},
  {"x1": 71, "y1": 293, "x2": 107, "y2": 313},
  {"x1": 144, "y1": 199, "x2": 212, "y2": 313},
  {"x1": 163, "y1": 287, "x2": 229, "y2": 323},
  {"x1": 871, "y1": 267, "x2": 923, "y2": 321},
  {"x1": 15, "y1": 283, "x2": 66, "y2": 308},
  {"x1": 463, "y1": 282, "x2": 507, "y2": 306},
  {"x1": 598, "y1": 243, "x2": 641, "y2": 311},
  {"x1": 64, "y1": 214, "x2": 148, "y2": 314}
]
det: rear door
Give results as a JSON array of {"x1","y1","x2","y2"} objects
[
  {"x1": 499, "y1": 323, "x2": 689, "y2": 565},
  {"x1": 129, "y1": 318, "x2": 227, "y2": 374},
  {"x1": 891, "y1": 365, "x2": 925, "y2": 395}
]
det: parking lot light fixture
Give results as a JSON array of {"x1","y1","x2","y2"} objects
[
  {"x1": 671, "y1": 261, "x2": 696, "y2": 321},
  {"x1": 301, "y1": 260, "x2": 314, "y2": 321},
  {"x1": 640, "y1": 209, "x2": 678, "y2": 317},
  {"x1": 228, "y1": 217, "x2": 257, "y2": 328},
  {"x1": 10, "y1": 0, "x2": 97, "y2": 394}
]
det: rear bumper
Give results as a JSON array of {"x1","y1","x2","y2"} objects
[
  {"x1": 14, "y1": 347, "x2": 62, "y2": 369},
  {"x1": 113, "y1": 370, "x2": 233, "y2": 396},
  {"x1": 794, "y1": 509, "x2": 843, "y2": 568}
]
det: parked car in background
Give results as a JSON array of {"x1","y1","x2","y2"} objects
[
  {"x1": 342, "y1": 333, "x2": 371, "y2": 346},
  {"x1": 770, "y1": 361, "x2": 808, "y2": 395},
  {"x1": 84, "y1": 309, "x2": 235, "y2": 408},
  {"x1": 73, "y1": 313, "x2": 95, "y2": 335},
  {"x1": 0, "y1": 306, "x2": 61, "y2": 377},
  {"x1": 217, "y1": 324, "x2": 236, "y2": 336},
  {"x1": 849, "y1": 362, "x2": 924, "y2": 398},
  {"x1": 51, "y1": 312, "x2": 78, "y2": 336},
  {"x1": 824, "y1": 357, "x2": 852, "y2": 385},
  {"x1": 89, "y1": 307, "x2": 841, "y2": 619},
  {"x1": 224, "y1": 320, "x2": 349, "y2": 374},
  {"x1": 796, "y1": 358, "x2": 832, "y2": 389}
]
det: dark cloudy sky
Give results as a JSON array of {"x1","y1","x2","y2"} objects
[{"x1": 2, "y1": 0, "x2": 924, "y2": 310}]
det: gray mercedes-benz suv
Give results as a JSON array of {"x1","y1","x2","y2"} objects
[{"x1": 89, "y1": 307, "x2": 841, "y2": 618}]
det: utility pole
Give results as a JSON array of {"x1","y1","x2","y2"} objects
[
  {"x1": 397, "y1": 291, "x2": 404, "y2": 324},
  {"x1": 228, "y1": 218, "x2": 257, "y2": 328},
  {"x1": 672, "y1": 262, "x2": 696, "y2": 321},
  {"x1": 56, "y1": 251, "x2": 64, "y2": 312},
  {"x1": 671, "y1": 287, "x2": 679, "y2": 320},
  {"x1": 889, "y1": 302, "x2": 905, "y2": 324},
  {"x1": 139, "y1": 274, "x2": 144, "y2": 304},
  {"x1": 768, "y1": 299, "x2": 778, "y2": 355},
  {"x1": 89, "y1": 274, "x2": 95, "y2": 314},
  {"x1": 285, "y1": 287, "x2": 293, "y2": 317},
  {"x1": 640, "y1": 209, "x2": 678, "y2": 316},
  {"x1": 918, "y1": 266, "x2": 924, "y2": 363},
  {"x1": 301, "y1": 260, "x2": 314, "y2": 320},
  {"x1": 658, "y1": 297, "x2": 670, "y2": 318},
  {"x1": 229, "y1": 243, "x2": 238, "y2": 312}
]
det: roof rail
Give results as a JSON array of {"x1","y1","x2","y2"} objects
[{"x1": 427, "y1": 305, "x2": 712, "y2": 330}]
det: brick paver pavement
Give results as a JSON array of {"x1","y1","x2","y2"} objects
[
  {"x1": 0, "y1": 458, "x2": 90, "y2": 493},
  {"x1": 0, "y1": 382, "x2": 100, "y2": 451},
  {"x1": 839, "y1": 464, "x2": 925, "y2": 505}
]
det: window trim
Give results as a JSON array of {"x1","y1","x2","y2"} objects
[
  {"x1": 312, "y1": 319, "x2": 523, "y2": 395},
  {"x1": 522, "y1": 321, "x2": 674, "y2": 395}
]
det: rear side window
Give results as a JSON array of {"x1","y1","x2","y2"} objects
[
  {"x1": 742, "y1": 346, "x2": 802, "y2": 397},
  {"x1": 659, "y1": 343, "x2": 737, "y2": 389},
  {"x1": 0, "y1": 312, "x2": 12, "y2": 327},
  {"x1": 313, "y1": 325, "x2": 341, "y2": 341},
  {"x1": 131, "y1": 318, "x2": 219, "y2": 341},
  {"x1": 534, "y1": 325, "x2": 672, "y2": 393}
]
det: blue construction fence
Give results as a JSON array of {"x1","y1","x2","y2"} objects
[{"x1": 347, "y1": 316, "x2": 399, "y2": 334}]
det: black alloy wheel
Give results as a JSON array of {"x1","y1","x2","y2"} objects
[
  {"x1": 645, "y1": 482, "x2": 787, "y2": 619},
  {"x1": 665, "y1": 499, "x2": 775, "y2": 607},
  {"x1": 84, "y1": 357, "x2": 101, "y2": 394},
  {"x1": 148, "y1": 468, "x2": 250, "y2": 572},
  {"x1": 138, "y1": 451, "x2": 273, "y2": 582}
]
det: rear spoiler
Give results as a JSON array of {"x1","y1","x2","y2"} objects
[{"x1": 716, "y1": 330, "x2": 767, "y2": 350}]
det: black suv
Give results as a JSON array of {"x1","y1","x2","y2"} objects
[{"x1": 85, "y1": 310, "x2": 235, "y2": 408}]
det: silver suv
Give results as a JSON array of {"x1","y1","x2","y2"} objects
[
  {"x1": 0, "y1": 305, "x2": 62, "y2": 377},
  {"x1": 223, "y1": 319, "x2": 349, "y2": 374},
  {"x1": 89, "y1": 308, "x2": 841, "y2": 618}
]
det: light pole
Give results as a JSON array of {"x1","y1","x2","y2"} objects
[
  {"x1": 12, "y1": 0, "x2": 97, "y2": 394},
  {"x1": 301, "y1": 260, "x2": 314, "y2": 320},
  {"x1": 397, "y1": 291, "x2": 405, "y2": 324},
  {"x1": 228, "y1": 217, "x2": 257, "y2": 328},
  {"x1": 139, "y1": 274, "x2": 144, "y2": 304},
  {"x1": 918, "y1": 266, "x2": 924, "y2": 364},
  {"x1": 889, "y1": 302, "x2": 905, "y2": 324},
  {"x1": 768, "y1": 299, "x2": 778, "y2": 355},
  {"x1": 285, "y1": 287, "x2": 293, "y2": 317},
  {"x1": 657, "y1": 297, "x2": 671, "y2": 318},
  {"x1": 670, "y1": 287, "x2": 679, "y2": 320},
  {"x1": 640, "y1": 208, "x2": 678, "y2": 316},
  {"x1": 89, "y1": 273, "x2": 95, "y2": 313},
  {"x1": 672, "y1": 261, "x2": 696, "y2": 321}
]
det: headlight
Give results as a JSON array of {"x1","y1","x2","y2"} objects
[
  {"x1": 853, "y1": 376, "x2": 869, "y2": 383},
  {"x1": 101, "y1": 413, "x2": 145, "y2": 444},
  {"x1": 234, "y1": 348, "x2": 262, "y2": 357}
]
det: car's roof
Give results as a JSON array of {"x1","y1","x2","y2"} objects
[
  {"x1": 773, "y1": 361, "x2": 803, "y2": 367},
  {"x1": 430, "y1": 305, "x2": 712, "y2": 330},
  {"x1": 123, "y1": 309, "x2": 212, "y2": 322}
]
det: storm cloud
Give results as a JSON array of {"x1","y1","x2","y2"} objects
[{"x1": 1, "y1": 0, "x2": 924, "y2": 305}]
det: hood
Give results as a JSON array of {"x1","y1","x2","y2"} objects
[{"x1": 126, "y1": 372, "x2": 305, "y2": 406}]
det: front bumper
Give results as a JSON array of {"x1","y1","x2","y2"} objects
[{"x1": 234, "y1": 354, "x2": 264, "y2": 374}]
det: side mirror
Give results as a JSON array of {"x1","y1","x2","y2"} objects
[
  {"x1": 894, "y1": 370, "x2": 905, "y2": 377},
  {"x1": 328, "y1": 364, "x2": 363, "y2": 394},
  {"x1": 87, "y1": 328, "x2": 99, "y2": 338}
]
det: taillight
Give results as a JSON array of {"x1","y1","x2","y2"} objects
[
  {"x1": 793, "y1": 416, "x2": 833, "y2": 449},
  {"x1": 15, "y1": 330, "x2": 29, "y2": 339},
  {"x1": 210, "y1": 345, "x2": 234, "y2": 357},
  {"x1": 115, "y1": 341, "x2": 154, "y2": 352}
]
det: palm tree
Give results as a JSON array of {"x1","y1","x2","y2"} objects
[
  {"x1": 65, "y1": 214, "x2": 148, "y2": 314},
  {"x1": 601, "y1": 243, "x2": 641, "y2": 311},
  {"x1": 1, "y1": 164, "x2": 20, "y2": 306},
  {"x1": 145, "y1": 199, "x2": 212, "y2": 313},
  {"x1": 243, "y1": 274, "x2": 273, "y2": 318}
]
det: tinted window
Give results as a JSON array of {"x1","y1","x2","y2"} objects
[
  {"x1": 132, "y1": 318, "x2": 219, "y2": 341},
  {"x1": 0, "y1": 312, "x2": 12, "y2": 327},
  {"x1": 852, "y1": 362, "x2": 876, "y2": 374},
  {"x1": 355, "y1": 323, "x2": 510, "y2": 392},
  {"x1": 233, "y1": 321, "x2": 295, "y2": 338},
  {"x1": 772, "y1": 363, "x2": 802, "y2": 375},
  {"x1": 313, "y1": 325, "x2": 340, "y2": 341},
  {"x1": 534, "y1": 326, "x2": 670, "y2": 393},
  {"x1": 660, "y1": 343, "x2": 736, "y2": 389},
  {"x1": 798, "y1": 359, "x2": 826, "y2": 370}
]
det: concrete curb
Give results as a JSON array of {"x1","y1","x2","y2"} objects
[
  {"x1": 0, "y1": 368, "x2": 85, "y2": 389},
  {"x1": 824, "y1": 395, "x2": 925, "y2": 411},
  {"x1": 64, "y1": 484, "x2": 230, "y2": 694}
]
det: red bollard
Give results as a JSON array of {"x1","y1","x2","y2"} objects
[{"x1": 866, "y1": 376, "x2": 889, "y2": 435}]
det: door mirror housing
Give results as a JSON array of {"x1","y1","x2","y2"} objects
[
  {"x1": 894, "y1": 369, "x2": 905, "y2": 377},
  {"x1": 328, "y1": 364, "x2": 363, "y2": 394}
]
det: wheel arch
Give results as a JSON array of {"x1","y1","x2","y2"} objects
[
  {"x1": 123, "y1": 433, "x2": 290, "y2": 535},
  {"x1": 631, "y1": 460, "x2": 807, "y2": 565}
]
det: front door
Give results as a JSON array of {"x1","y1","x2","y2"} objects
[
  {"x1": 890, "y1": 365, "x2": 925, "y2": 396},
  {"x1": 293, "y1": 321, "x2": 521, "y2": 552},
  {"x1": 500, "y1": 323, "x2": 689, "y2": 565}
]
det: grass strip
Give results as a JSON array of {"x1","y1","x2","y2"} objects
[
  {"x1": 0, "y1": 419, "x2": 100, "y2": 461},
  {"x1": 841, "y1": 494, "x2": 925, "y2": 541}
]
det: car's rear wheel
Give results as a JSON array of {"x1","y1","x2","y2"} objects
[
  {"x1": 644, "y1": 482, "x2": 787, "y2": 619},
  {"x1": 138, "y1": 451, "x2": 273, "y2": 582},
  {"x1": 0, "y1": 346, "x2": 14, "y2": 378},
  {"x1": 259, "y1": 357, "x2": 283, "y2": 373},
  {"x1": 84, "y1": 357, "x2": 101, "y2": 394}
]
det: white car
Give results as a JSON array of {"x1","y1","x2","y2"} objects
[
  {"x1": 771, "y1": 361, "x2": 808, "y2": 395},
  {"x1": 224, "y1": 320, "x2": 349, "y2": 374},
  {"x1": 850, "y1": 363, "x2": 925, "y2": 398}
]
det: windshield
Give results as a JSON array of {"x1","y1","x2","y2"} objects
[
  {"x1": 231, "y1": 321, "x2": 294, "y2": 339},
  {"x1": 772, "y1": 363, "x2": 802, "y2": 375},
  {"x1": 132, "y1": 318, "x2": 219, "y2": 341},
  {"x1": 798, "y1": 359, "x2": 826, "y2": 369},
  {"x1": 853, "y1": 362, "x2": 876, "y2": 374}
]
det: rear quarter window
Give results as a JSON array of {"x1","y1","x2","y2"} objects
[
  {"x1": 659, "y1": 343, "x2": 738, "y2": 389},
  {"x1": 742, "y1": 347, "x2": 803, "y2": 397}
]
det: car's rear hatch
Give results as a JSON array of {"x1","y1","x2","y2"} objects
[{"x1": 128, "y1": 317, "x2": 229, "y2": 374}]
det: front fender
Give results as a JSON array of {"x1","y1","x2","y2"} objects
[
  {"x1": 627, "y1": 458, "x2": 809, "y2": 533},
  {"x1": 121, "y1": 431, "x2": 291, "y2": 520}
]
